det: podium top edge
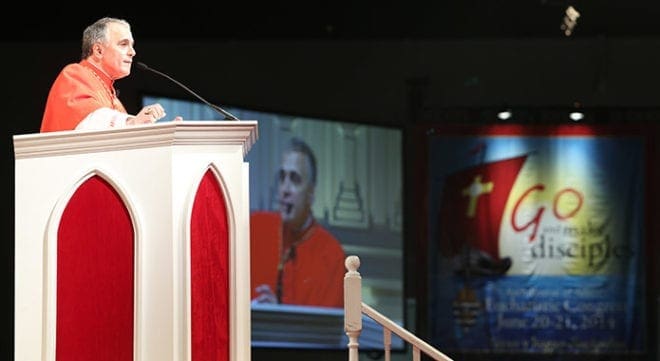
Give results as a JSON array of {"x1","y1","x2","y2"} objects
[
  {"x1": 13, "y1": 120, "x2": 258, "y2": 139},
  {"x1": 13, "y1": 120, "x2": 259, "y2": 159}
]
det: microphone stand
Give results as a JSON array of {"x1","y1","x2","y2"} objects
[{"x1": 136, "y1": 62, "x2": 239, "y2": 121}]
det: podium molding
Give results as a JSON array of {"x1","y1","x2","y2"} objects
[{"x1": 14, "y1": 121, "x2": 257, "y2": 361}]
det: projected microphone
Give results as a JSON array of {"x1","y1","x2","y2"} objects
[{"x1": 135, "y1": 61, "x2": 239, "y2": 121}]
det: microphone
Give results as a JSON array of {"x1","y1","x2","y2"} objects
[{"x1": 135, "y1": 61, "x2": 239, "y2": 121}]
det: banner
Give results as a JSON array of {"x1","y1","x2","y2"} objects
[{"x1": 427, "y1": 126, "x2": 646, "y2": 355}]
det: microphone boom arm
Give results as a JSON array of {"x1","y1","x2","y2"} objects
[{"x1": 136, "y1": 62, "x2": 239, "y2": 121}]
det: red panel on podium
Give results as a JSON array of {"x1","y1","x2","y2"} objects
[
  {"x1": 56, "y1": 176, "x2": 134, "y2": 361},
  {"x1": 191, "y1": 170, "x2": 229, "y2": 361}
]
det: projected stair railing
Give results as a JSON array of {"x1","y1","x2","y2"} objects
[{"x1": 344, "y1": 255, "x2": 454, "y2": 361}]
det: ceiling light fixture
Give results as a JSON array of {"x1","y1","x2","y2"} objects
[
  {"x1": 561, "y1": 6, "x2": 580, "y2": 37},
  {"x1": 569, "y1": 111, "x2": 584, "y2": 121},
  {"x1": 497, "y1": 109, "x2": 512, "y2": 120}
]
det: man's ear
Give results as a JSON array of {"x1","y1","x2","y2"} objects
[
  {"x1": 94, "y1": 43, "x2": 103, "y2": 57},
  {"x1": 307, "y1": 187, "x2": 315, "y2": 205}
]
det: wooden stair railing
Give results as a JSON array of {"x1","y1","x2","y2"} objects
[{"x1": 344, "y1": 255, "x2": 454, "y2": 361}]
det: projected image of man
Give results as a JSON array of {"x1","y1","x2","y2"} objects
[{"x1": 250, "y1": 137, "x2": 345, "y2": 308}]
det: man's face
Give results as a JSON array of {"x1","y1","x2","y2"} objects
[
  {"x1": 99, "y1": 22, "x2": 135, "y2": 80},
  {"x1": 278, "y1": 151, "x2": 314, "y2": 228}
]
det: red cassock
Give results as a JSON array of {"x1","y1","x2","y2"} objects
[
  {"x1": 250, "y1": 211, "x2": 345, "y2": 308},
  {"x1": 41, "y1": 59, "x2": 126, "y2": 132}
]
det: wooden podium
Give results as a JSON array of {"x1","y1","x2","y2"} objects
[{"x1": 13, "y1": 121, "x2": 257, "y2": 361}]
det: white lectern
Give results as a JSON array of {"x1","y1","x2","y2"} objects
[{"x1": 13, "y1": 121, "x2": 257, "y2": 361}]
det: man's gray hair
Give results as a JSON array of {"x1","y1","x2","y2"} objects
[{"x1": 81, "y1": 17, "x2": 130, "y2": 60}]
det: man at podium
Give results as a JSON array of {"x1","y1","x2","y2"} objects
[
  {"x1": 40, "y1": 17, "x2": 179, "y2": 132},
  {"x1": 250, "y1": 137, "x2": 345, "y2": 308}
]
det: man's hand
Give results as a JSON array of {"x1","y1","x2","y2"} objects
[
  {"x1": 128, "y1": 103, "x2": 166, "y2": 125},
  {"x1": 251, "y1": 284, "x2": 278, "y2": 304}
]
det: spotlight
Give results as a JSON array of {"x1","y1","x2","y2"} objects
[
  {"x1": 569, "y1": 111, "x2": 584, "y2": 121},
  {"x1": 497, "y1": 109, "x2": 512, "y2": 120},
  {"x1": 561, "y1": 5, "x2": 580, "y2": 36}
]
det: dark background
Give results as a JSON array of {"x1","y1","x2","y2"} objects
[{"x1": 4, "y1": 2, "x2": 660, "y2": 360}]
